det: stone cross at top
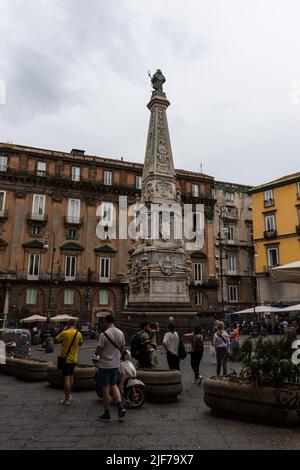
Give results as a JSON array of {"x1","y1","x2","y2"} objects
[{"x1": 150, "y1": 69, "x2": 166, "y2": 93}]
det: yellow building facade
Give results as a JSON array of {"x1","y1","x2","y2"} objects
[{"x1": 250, "y1": 173, "x2": 300, "y2": 304}]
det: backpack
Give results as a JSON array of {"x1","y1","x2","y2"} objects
[
  {"x1": 130, "y1": 331, "x2": 142, "y2": 359},
  {"x1": 178, "y1": 339, "x2": 187, "y2": 360},
  {"x1": 193, "y1": 335, "x2": 204, "y2": 354}
]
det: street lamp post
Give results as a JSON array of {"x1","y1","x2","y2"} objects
[
  {"x1": 216, "y1": 206, "x2": 228, "y2": 318},
  {"x1": 248, "y1": 236, "x2": 257, "y2": 322},
  {"x1": 43, "y1": 229, "x2": 56, "y2": 331}
]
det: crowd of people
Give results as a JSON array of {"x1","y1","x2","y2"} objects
[{"x1": 51, "y1": 313, "x2": 298, "y2": 423}]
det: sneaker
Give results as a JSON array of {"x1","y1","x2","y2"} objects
[
  {"x1": 60, "y1": 398, "x2": 71, "y2": 405},
  {"x1": 118, "y1": 406, "x2": 126, "y2": 420},
  {"x1": 194, "y1": 379, "x2": 199, "y2": 384},
  {"x1": 97, "y1": 413, "x2": 112, "y2": 423},
  {"x1": 198, "y1": 376, "x2": 203, "y2": 385}
]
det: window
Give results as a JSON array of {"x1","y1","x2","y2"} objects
[
  {"x1": 37, "y1": 161, "x2": 46, "y2": 176},
  {"x1": 267, "y1": 247, "x2": 279, "y2": 267},
  {"x1": 298, "y1": 207, "x2": 300, "y2": 224},
  {"x1": 100, "y1": 257, "x2": 110, "y2": 282},
  {"x1": 67, "y1": 199, "x2": 81, "y2": 224},
  {"x1": 64, "y1": 289, "x2": 75, "y2": 305},
  {"x1": 0, "y1": 156, "x2": 7, "y2": 172},
  {"x1": 32, "y1": 226, "x2": 42, "y2": 236},
  {"x1": 136, "y1": 176, "x2": 142, "y2": 190},
  {"x1": 32, "y1": 194, "x2": 45, "y2": 219},
  {"x1": 28, "y1": 254, "x2": 40, "y2": 280},
  {"x1": 65, "y1": 256, "x2": 76, "y2": 281},
  {"x1": 67, "y1": 229, "x2": 77, "y2": 240},
  {"x1": 101, "y1": 202, "x2": 113, "y2": 226},
  {"x1": 227, "y1": 225, "x2": 235, "y2": 244},
  {"x1": 104, "y1": 171, "x2": 112, "y2": 186},
  {"x1": 71, "y1": 166, "x2": 80, "y2": 182},
  {"x1": 26, "y1": 288, "x2": 38, "y2": 305},
  {"x1": 194, "y1": 263, "x2": 203, "y2": 285},
  {"x1": 227, "y1": 255, "x2": 237, "y2": 275},
  {"x1": 264, "y1": 189, "x2": 274, "y2": 206},
  {"x1": 0, "y1": 191, "x2": 6, "y2": 215},
  {"x1": 195, "y1": 292, "x2": 203, "y2": 305},
  {"x1": 228, "y1": 285, "x2": 238, "y2": 302},
  {"x1": 225, "y1": 192, "x2": 234, "y2": 202},
  {"x1": 192, "y1": 184, "x2": 199, "y2": 197},
  {"x1": 99, "y1": 289, "x2": 109, "y2": 305},
  {"x1": 297, "y1": 182, "x2": 300, "y2": 197},
  {"x1": 265, "y1": 214, "x2": 276, "y2": 231}
]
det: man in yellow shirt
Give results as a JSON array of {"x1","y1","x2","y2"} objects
[{"x1": 55, "y1": 320, "x2": 83, "y2": 405}]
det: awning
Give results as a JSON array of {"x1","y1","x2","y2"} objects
[
  {"x1": 270, "y1": 261, "x2": 300, "y2": 284},
  {"x1": 232, "y1": 305, "x2": 282, "y2": 315},
  {"x1": 279, "y1": 303, "x2": 300, "y2": 312}
]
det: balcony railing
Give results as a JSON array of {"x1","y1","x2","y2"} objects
[
  {"x1": 264, "y1": 229, "x2": 277, "y2": 239},
  {"x1": 264, "y1": 198, "x2": 275, "y2": 207},
  {"x1": 36, "y1": 170, "x2": 47, "y2": 177},
  {"x1": 5, "y1": 271, "x2": 120, "y2": 283},
  {"x1": 27, "y1": 212, "x2": 48, "y2": 224},
  {"x1": 64, "y1": 216, "x2": 83, "y2": 226},
  {"x1": 0, "y1": 165, "x2": 7, "y2": 172}
]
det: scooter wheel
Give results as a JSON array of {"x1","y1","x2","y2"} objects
[{"x1": 124, "y1": 386, "x2": 145, "y2": 409}]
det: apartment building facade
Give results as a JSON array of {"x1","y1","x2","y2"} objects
[{"x1": 0, "y1": 143, "x2": 218, "y2": 326}]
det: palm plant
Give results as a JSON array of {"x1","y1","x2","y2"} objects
[{"x1": 231, "y1": 337, "x2": 300, "y2": 386}]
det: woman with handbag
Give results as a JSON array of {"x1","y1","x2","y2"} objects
[
  {"x1": 183, "y1": 327, "x2": 204, "y2": 384},
  {"x1": 213, "y1": 321, "x2": 230, "y2": 376},
  {"x1": 163, "y1": 324, "x2": 180, "y2": 370}
]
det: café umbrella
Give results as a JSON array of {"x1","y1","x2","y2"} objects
[
  {"x1": 20, "y1": 314, "x2": 47, "y2": 323},
  {"x1": 50, "y1": 314, "x2": 79, "y2": 323}
]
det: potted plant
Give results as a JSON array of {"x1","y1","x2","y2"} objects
[{"x1": 203, "y1": 337, "x2": 300, "y2": 424}]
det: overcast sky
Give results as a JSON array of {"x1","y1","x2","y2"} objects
[{"x1": 1, "y1": 0, "x2": 300, "y2": 186}]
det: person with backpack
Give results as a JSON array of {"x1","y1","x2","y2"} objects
[
  {"x1": 213, "y1": 321, "x2": 230, "y2": 376},
  {"x1": 183, "y1": 327, "x2": 204, "y2": 384},
  {"x1": 163, "y1": 324, "x2": 180, "y2": 370},
  {"x1": 131, "y1": 322, "x2": 152, "y2": 369}
]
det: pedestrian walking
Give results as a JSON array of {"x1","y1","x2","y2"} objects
[
  {"x1": 55, "y1": 320, "x2": 83, "y2": 405},
  {"x1": 230, "y1": 322, "x2": 240, "y2": 353},
  {"x1": 163, "y1": 324, "x2": 180, "y2": 370},
  {"x1": 213, "y1": 321, "x2": 230, "y2": 376},
  {"x1": 183, "y1": 327, "x2": 204, "y2": 384},
  {"x1": 95, "y1": 314, "x2": 126, "y2": 423}
]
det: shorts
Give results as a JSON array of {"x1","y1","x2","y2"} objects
[
  {"x1": 97, "y1": 367, "x2": 119, "y2": 387},
  {"x1": 62, "y1": 363, "x2": 76, "y2": 377}
]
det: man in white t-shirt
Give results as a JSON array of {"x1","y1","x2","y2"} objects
[
  {"x1": 95, "y1": 314, "x2": 126, "y2": 423},
  {"x1": 163, "y1": 324, "x2": 180, "y2": 370}
]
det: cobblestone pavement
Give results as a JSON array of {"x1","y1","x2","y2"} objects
[{"x1": 1, "y1": 339, "x2": 300, "y2": 450}]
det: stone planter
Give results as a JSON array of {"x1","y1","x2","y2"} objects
[
  {"x1": 0, "y1": 356, "x2": 51, "y2": 381},
  {"x1": 136, "y1": 369, "x2": 183, "y2": 403},
  {"x1": 203, "y1": 377, "x2": 300, "y2": 425},
  {"x1": 46, "y1": 363, "x2": 95, "y2": 391}
]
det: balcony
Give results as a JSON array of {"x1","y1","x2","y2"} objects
[
  {"x1": 36, "y1": 170, "x2": 47, "y2": 177},
  {"x1": 264, "y1": 229, "x2": 277, "y2": 239},
  {"x1": 0, "y1": 165, "x2": 7, "y2": 172},
  {"x1": 0, "y1": 209, "x2": 8, "y2": 220},
  {"x1": 64, "y1": 216, "x2": 83, "y2": 226},
  {"x1": 264, "y1": 198, "x2": 275, "y2": 208},
  {"x1": 27, "y1": 212, "x2": 48, "y2": 225}
]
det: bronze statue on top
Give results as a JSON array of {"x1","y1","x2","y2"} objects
[{"x1": 148, "y1": 69, "x2": 166, "y2": 93}]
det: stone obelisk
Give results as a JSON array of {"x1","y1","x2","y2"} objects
[{"x1": 125, "y1": 70, "x2": 194, "y2": 315}]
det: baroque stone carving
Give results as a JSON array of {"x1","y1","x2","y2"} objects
[
  {"x1": 159, "y1": 259, "x2": 176, "y2": 276},
  {"x1": 156, "y1": 182, "x2": 172, "y2": 198}
]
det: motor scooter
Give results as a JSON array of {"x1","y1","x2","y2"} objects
[{"x1": 92, "y1": 350, "x2": 145, "y2": 409}]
